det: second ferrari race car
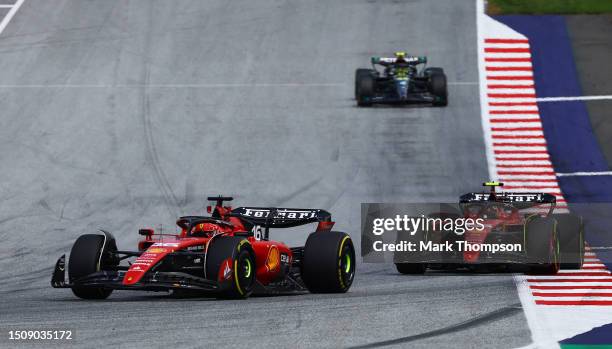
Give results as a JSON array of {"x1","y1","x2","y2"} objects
[
  {"x1": 51, "y1": 196, "x2": 356, "y2": 299},
  {"x1": 394, "y1": 182, "x2": 585, "y2": 275},
  {"x1": 355, "y1": 51, "x2": 448, "y2": 107}
]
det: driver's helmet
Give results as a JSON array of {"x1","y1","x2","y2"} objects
[
  {"x1": 190, "y1": 222, "x2": 219, "y2": 237},
  {"x1": 481, "y1": 204, "x2": 502, "y2": 219},
  {"x1": 394, "y1": 51, "x2": 407, "y2": 62}
]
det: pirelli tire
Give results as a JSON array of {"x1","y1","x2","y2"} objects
[
  {"x1": 525, "y1": 216, "x2": 560, "y2": 275},
  {"x1": 205, "y1": 236, "x2": 255, "y2": 299},
  {"x1": 356, "y1": 73, "x2": 375, "y2": 107},
  {"x1": 355, "y1": 68, "x2": 375, "y2": 100},
  {"x1": 424, "y1": 67, "x2": 447, "y2": 106},
  {"x1": 68, "y1": 234, "x2": 117, "y2": 299},
  {"x1": 302, "y1": 231, "x2": 356, "y2": 293},
  {"x1": 553, "y1": 213, "x2": 585, "y2": 269}
]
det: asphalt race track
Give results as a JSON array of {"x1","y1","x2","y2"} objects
[{"x1": 0, "y1": 1, "x2": 531, "y2": 348}]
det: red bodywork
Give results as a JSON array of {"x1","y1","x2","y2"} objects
[
  {"x1": 462, "y1": 205, "x2": 524, "y2": 263},
  {"x1": 123, "y1": 204, "x2": 333, "y2": 287}
]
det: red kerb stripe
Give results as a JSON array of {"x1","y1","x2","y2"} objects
[
  {"x1": 486, "y1": 66, "x2": 533, "y2": 72},
  {"x1": 490, "y1": 102, "x2": 537, "y2": 106},
  {"x1": 485, "y1": 47, "x2": 530, "y2": 53},
  {"x1": 491, "y1": 127, "x2": 542, "y2": 131},
  {"x1": 485, "y1": 57, "x2": 532, "y2": 63},
  {"x1": 532, "y1": 292, "x2": 612, "y2": 297},
  {"x1": 488, "y1": 93, "x2": 536, "y2": 98},
  {"x1": 527, "y1": 278, "x2": 612, "y2": 283},
  {"x1": 503, "y1": 185, "x2": 559, "y2": 189},
  {"x1": 530, "y1": 285, "x2": 612, "y2": 290},
  {"x1": 494, "y1": 150, "x2": 549, "y2": 154},
  {"x1": 485, "y1": 38, "x2": 529, "y2": 44},
  {"x1": 535, "y1": 300, "x2": 612, "y2": 305},
  {"x1": 490, "y1": 119, "x2": 541, "y2": 123},
  {"x1": 488, "y1": 84, "x2": 535, "y2": 89},
  {"x1": 490, "y1": 110, "x2": 539, "y2": 115},
  {"x1": 487, "y1": 76, "x2": 534, "y2": 81},
  {"x1": 582, "y1": 266, "x2": 608, "y2": 270},
  {"x1": 492, "y1": 136, "x2": 545, "y2": 140},
  {"x1": 493, "y1": 143, "x2": 547, "y2": 147},
  {"x1": 497, "y1": 171, "x2": 555, "y2": 175}
]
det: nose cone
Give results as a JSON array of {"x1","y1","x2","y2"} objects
[{"x1": 397, "y1": 80, "x2": 408, "y2": 100}]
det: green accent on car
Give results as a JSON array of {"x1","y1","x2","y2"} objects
[
  {"x1": 344, "y1": 253, "x2": 351, "y2": 273},
  {"x1": 243, "y1": 258, "x2": 252, "y2": 278}
]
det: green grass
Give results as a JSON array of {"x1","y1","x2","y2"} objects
[{"x1": 487, "y1": 0, "x2": 612, "y2": 14}]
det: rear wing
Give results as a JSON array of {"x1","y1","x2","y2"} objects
[
  {"x1": 371, "y1": 56, "x2": 426, "y2": 65},
  {"x1": 460, "y1": 192, "x2": 556, "y2": 208},
  {"x1": 230, "y1": 207, "x2": 332, "y2": 229}
]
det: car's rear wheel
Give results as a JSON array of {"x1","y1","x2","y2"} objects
[
  {"x1": 356, "y1": 73, "x2": 375, "y2": 107},
  {"x1": 427, "y1": 69, "x2": 448, "y2": 107},
  {"x1": 302, "y1": 231, "x2": 355, "y2": 293},
  {"x1": 525, "y1": 216, "x2": 560, "y2": 275},
  {"x1": 69, "y1": 234, "x2": 116, "y2": 299},
  {"x1": 553, "y1": 214, "x2": 585, "y2": 269},
  {"x1": 205, "y1": 236, "x2": 255, "y2": 299},
  {"x1": 355, "y1": 68, "x2": 375, "y2": 100}
]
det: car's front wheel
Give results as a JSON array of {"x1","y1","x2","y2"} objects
[
  {"x1": 205, "y1": 236, "x2": 255, "y2": 299},
  {"x1": 69, "y1": 234, "x2": 116, "y2": 299},
  {"x1": 302, "y1": 231, "x2": 356, "y2": 293}
]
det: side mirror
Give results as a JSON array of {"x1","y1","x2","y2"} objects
[{"x1": 139, "y1": 228, "x2": 154, "y2": 237}]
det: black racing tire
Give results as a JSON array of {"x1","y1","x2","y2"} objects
[
  {"x1": 302, "y1": 231, "x2": 356, "y2": 293},
  {"x1": 429, "y1": 72, "x2": 448, "y2": 107},
  {"x1": 205, "y1": 236, "x2": 255, "y2": 299},
  {"x1": 553, "y1": 214, "x2": 585, "y2": 269},
  {"x1": 68, "y1": 234, "x2": 115, "y2": 299},
  {"x1": 525, "y1": 216, "x2": 560, "y2": 275},
  {"x1": 356, "y1": 74, "x2": 375, "y2": 107},
  {"x1": 355, "y1": 68, "x2": 375, "y2": 100}
]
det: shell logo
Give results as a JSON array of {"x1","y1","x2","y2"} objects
[{"x1": 265, "y1": 246, "x2": 280, "y2": 272}]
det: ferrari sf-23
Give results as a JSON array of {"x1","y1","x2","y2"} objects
[
  {"x1": 394, "y1": 182, "x2": 584, "y2": 275},
  {"x1": 52, "y1": 196, "x2": 356, "y2": 299}
]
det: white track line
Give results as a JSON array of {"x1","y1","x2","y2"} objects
[
  {"x1": 0, "y1": 83, "x2": 345, "y2": 88},
  {"x1": 556, "y1": 171, "x2": 612, "y2": 177},
  {"x1": 0, "y1": 81, "x2": 480, "y2": 88},
  {"x1": 0, "y1": 0, "x2": 24, "y2": 35},
  {"x1": 537, "y1": 95, "x2": 612, "y2": 102}
]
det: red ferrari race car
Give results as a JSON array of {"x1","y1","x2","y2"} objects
[
  {"x1": 394, "y1": 182, "x2": 585, "y2": 275},
  {"x1": 51, "y1": 196, "x2": 356, "y2": 299}
]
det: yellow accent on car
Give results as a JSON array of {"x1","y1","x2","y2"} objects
[
  {"x1": 337, "y1": 235, "x2": 351, "y2": 289},
  {"x1": 234, "y1": 259, "x2": 244, "y2": 296}
]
